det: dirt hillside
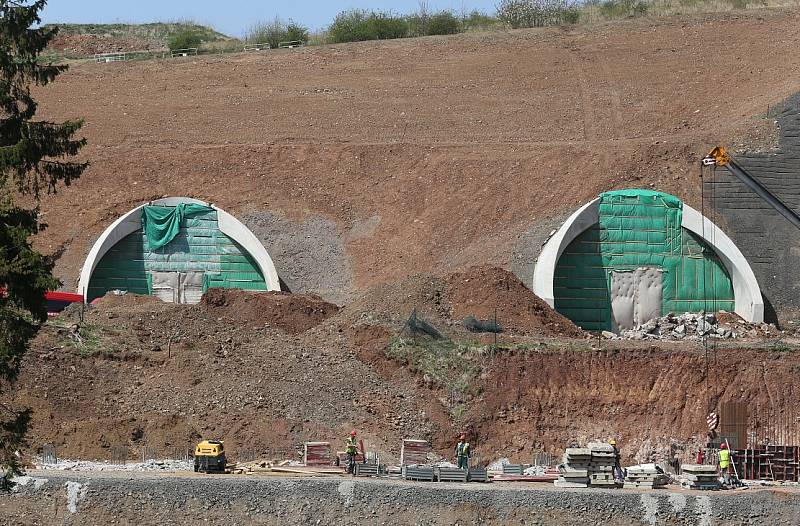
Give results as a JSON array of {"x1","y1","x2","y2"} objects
[
  {"x1": 12, "y1": 9, "x2": 800, "y2": 471},
  {"x1": 29, "y1": 8, "x2": 800, "y2": 302},
  {"x1": 12, "y1": 267, "x2": 800, "y2": 467}
]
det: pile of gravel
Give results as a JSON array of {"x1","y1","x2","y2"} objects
[{"x1": 34, "y1": 458, "x2": 191, "y2": 472}]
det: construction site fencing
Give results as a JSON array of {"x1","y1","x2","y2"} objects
[
  {"x1": 532, "y1": 451, "x2": 557, "y2": 467},
  {"x1": 463, "y1": 315, "x2": 502, "y2": 334},
  {"x1": 236, "y1": 449, "x2": 259, "y2": 463},
  {"x1": 111, "y1": 445, "x2": 129, "y2": 465},
  {"x1": 400, "y1": 309, "x2": 444, "y2": 340},
  {"x1": 41, "y1": 443, "x2": 57, "y2": 464},
  {"x1": 170, "y1": 47, "x2": 199, "y2": 58},
  {"x1": 243, "y1": 43, "x2": 271, "y2": 52}
]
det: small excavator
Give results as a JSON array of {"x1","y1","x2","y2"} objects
[{"x1": 701, "y1": 146, "x2": 800, "y2": 230}]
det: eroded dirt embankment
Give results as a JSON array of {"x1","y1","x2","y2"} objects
[
  {"x1": 10, "y1": 268, "x2": 800, "y2": 465},
  {"x1": 4, "y1": 471, "x2": 800, "y2": 526},
  {"x1": 32, "y1": 9, "x2": 800, "y2": 302},
  {"x1": 468, "y1": 344, "x2": 800, "y2": 463}
]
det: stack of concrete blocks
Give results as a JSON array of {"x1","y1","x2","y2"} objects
[
  {"x1": 680, "y1": 464, "x2": 721, "y2": 490},
  {"x1": 625, "y1": 465, "x2": 667, "y2": 489},
  {"x1": 555, "y1": 448, "x2": 591, "y2": 488},
  {"x1": 587, "y1": 442, "x2": 617, "y2": 487}
]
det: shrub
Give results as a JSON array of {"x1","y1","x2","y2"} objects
[
  {"x1": 427, "y1": 11, "x2": 461, "y2": 35},
  {"x1": 563, "y1": 5, "x2": 581, "y2": 23},
  {"x1": 497, "y1": 0, "x2": 581, "y2": 28},
  {"x1": 167, "y1": 28, "x2": 202, "y2": 51},
  {"x1": 599, "y1": 0, "x2": 650, "y2": 18},
  {"x1": 245, "y1": 17, "x2": 309, "y2": 48},
  {"x1": 461, "y1": 10, "x2": 502, "y2": 31},
  {"x1": 329, "y1": 9, "x2": 409, "y2": 43}
]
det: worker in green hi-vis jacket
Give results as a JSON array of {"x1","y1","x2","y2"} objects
[
  {"x1": 455, "y1": 434, "x2": 470, "y2": 470},
  {"x1": 345, "y1": 430, "x2": 358, "y2": 474}
]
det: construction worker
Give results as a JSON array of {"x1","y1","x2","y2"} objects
[
  {"x1": 609, "y1": 439, "x2": 623, "y2": 481},
  {"x1": 455, "y1": 434, "x2": 470, "y2": 470},
  {"x1": 345, "y1": 430, "x2": 358, "y2": 474},
  {"x1": 718, "y1": 442, "x2": 732, "y2": 486}
]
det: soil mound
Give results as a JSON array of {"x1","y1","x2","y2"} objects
[
  {"x1": 48, "y1": 34, "x2": 157, "y2": 56},
  {"x1": 90, "y1": 292, "x2": 168, "y2": 312},
  {"x1": 199, "y1": 288, "x2": 339, "y2": 334},
  {"x1": 444, "y1": 266, "x2": 583, "y2": 337},
  {"x1": 341, "y1": 266, "x2": 581, "y2": 338}
]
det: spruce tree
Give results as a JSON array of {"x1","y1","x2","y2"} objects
[{"x1": 0, "y1": 0, "x2": 86, "y2": 490}]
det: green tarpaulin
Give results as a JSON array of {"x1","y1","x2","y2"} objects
[
  {"x1": 554, "y1": 190, "x2": 736, "y2": 331},
  {"x1": 141, "y1": 203, "x2": 214, "y2": 250}
]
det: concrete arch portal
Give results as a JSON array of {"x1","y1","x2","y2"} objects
[
  {"x1": 78, "y1": 197, "x2": 280, "y2": 303},
  {"x1": 532, "y1": 190, "x2": 763, "y2": 331}
]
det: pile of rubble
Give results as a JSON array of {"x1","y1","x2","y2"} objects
[
  {"x1": 35, "y1": 459, "x2": 191, "y2": 472},
  {"x1": 604, "y1": 311, "x2": 778, "y2": 341}
]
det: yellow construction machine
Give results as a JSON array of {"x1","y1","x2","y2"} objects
[{"x1": 194, "y1": 439, "x2": 227, "y2": 473}]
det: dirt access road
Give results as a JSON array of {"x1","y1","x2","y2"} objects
[
  {"x1": 31, "y1": 8, "x2": 800, "y2": 302},
  {"x1": 5, "y1": 469, "x2": 800, "y2": 525}
]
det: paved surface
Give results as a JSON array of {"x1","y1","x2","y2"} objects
[{"x1": 3, "y1": 470, "x2": 800, "y2": 525}]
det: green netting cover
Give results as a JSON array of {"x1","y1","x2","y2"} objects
[
  {"x1": 141, "y1": 203, "x2": 214, "y2": 250},
  {"x1": 553, "y1": 190, "x2": 736, "y2": 331}
]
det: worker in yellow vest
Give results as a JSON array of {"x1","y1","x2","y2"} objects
[
  {"x1": 345, "y1": 430, "x2": 358, "y2": 474},
  {"x1": 455, "y1": 434, "x2": 470, "y2": 470},
  {"x1": 718, "y1": 442, "x2": 732, "y2": 486}
]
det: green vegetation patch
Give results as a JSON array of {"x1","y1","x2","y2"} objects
[
  {"x1": 386, "y1": 337, "x2": 483, "y2": 409},
  {"x1": 244, "y1": 18, "x2": 309, "y2": 48},
  {"x1": 45, "y1": 22, "x2": 229, "y2": 43},
  {"x1": 49, "y1": 318, "x2": 117, "y2": 357}
]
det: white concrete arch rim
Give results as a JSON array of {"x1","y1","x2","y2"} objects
[
  {"x1": 531, "y1": 198, "x2": 764, "y2": 323},
  {"x1": 77, "y1": 197, "x2": 280, "y2": 300}
]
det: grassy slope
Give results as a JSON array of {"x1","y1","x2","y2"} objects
[{"x1": 44, "y1": 22, "x2": 230, "y2": 44}]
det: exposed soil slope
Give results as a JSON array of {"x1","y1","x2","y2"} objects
[
  {"x1": 339, "y1": 266, "x2": 580, "y2": 338},
  {"x1": 29, "y1": 9, "x2": 800, "y2": 302},
  {"x1": 12, "y1": 268, "x2": 800, "y2": 468},
  {"x1": 444, "y1": 266, "x2": 582, "y2": 337}
]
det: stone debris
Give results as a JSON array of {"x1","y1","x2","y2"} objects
[
  {"x1": 523, "y1": 465, "x2": 550, "y2": 476},
  {"x1": 624, "y1": 464, "x2": 668, "y2": 489},
  {"x1": 679, "y1": 464, "x2": 721, "y2": 490},
  {"x1": 34, "y1": 458, "x2": 191, "y2": 472},
  {"x1": 486, "y1": 458, "x2": 511, "y2": 471},
  {"x1": 603, "y1": 311, "x2": 778, "y2": 341}
]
